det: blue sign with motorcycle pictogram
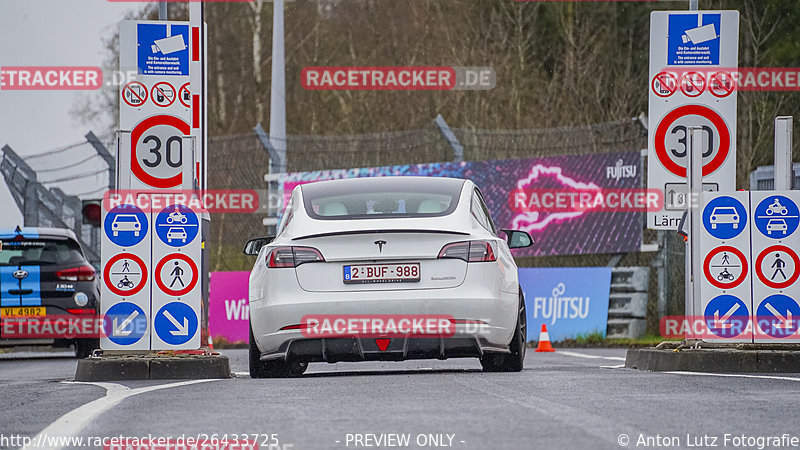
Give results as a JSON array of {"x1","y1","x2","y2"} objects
[
  {"x1": 702, "y1": 196, "x2": 747, "y2": 240},
  {"x1": 704, "y1": 295, "x2": 750, "y2": 339},
  {"x1": 756, "y1": 294, "x2": 800, "y2": 339},
  {"x1": 753, "y1": 195, "x2": 799, "y2": 239},
  {"x1": 154, "y1": 204, "x2": 199, "y2": 247},
  {"x1": 104, "y1": 205, "x2": 149, "y2": 247}
]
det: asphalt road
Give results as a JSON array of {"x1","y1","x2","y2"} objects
[{"x1": 3, "y1": 348, "x2": 800, "y2": 450}]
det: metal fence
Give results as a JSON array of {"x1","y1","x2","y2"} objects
[
  {"x1": 4, "y1": 117, "x2": 668, "y2": 332},
  {"x1": 0, "y1": 132, "x2": 116, "y2": 267},
  {"x1": 206, "y1": 117, "x2": 649, "y2": 272}
]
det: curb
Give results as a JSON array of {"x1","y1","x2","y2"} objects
[
  {"x1": 75, "y1": 355, "x2": 231, "y2": 381},
  {"x1": 625, "y1": 348, "x2": 800, "y2": 373}
]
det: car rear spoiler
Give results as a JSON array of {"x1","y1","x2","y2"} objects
[{"x1": 292, "y1": 229, "x2": 470, "y2": 241}]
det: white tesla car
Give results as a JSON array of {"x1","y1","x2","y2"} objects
[{"x1": 244, "y1": 177, "x2": 533, "y2": 377}]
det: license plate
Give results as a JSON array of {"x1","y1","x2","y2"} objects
[
  {"x1": 1, "y1": 307, "x2": 45, "y2": 318},
  {"x1": 344, "y1": 263, "x2": 420, "y2": 284}
]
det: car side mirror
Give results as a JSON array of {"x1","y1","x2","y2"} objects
[
  {"x1": 502, "y1": 230, "x2": 534, "y2": 249},
  {"x1": 243, "y1": 236, "x2": 275, "y2": 255}
]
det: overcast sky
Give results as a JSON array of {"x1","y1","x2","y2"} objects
[{"x1": 0, "y1": 0, "x2": 135, "y2": 227}]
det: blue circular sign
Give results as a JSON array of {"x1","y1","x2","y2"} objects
[
  {"x1": 753, "y1": 195, "x2": 799, "y2": 239},
  {"x1": 103, "y1": 302, "x2": 147, "y2": 345},
  {"x1": 155, "y1": 204, "x2": 199, "y2": 247},
  {"x1": 154, "y1": 302, "x2": 198, "y2": 345},
  {"x1": 756, "y1": 294, "x2": 800, "y2": 338},
  {"x1": 704, "y1": 295, "x2": 750, "y2": 339},
  {"x1": 104, "y1": 205, "x2": 148, "y2": 247},
  {"x1": 702, "y1": 196, "x2": 747, "y2": 240}
]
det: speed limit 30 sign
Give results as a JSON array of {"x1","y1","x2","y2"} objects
[{"x1": 647, "y1": 11, "x2": 740, "y2": 230}]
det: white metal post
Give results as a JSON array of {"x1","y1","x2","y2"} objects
[
  {"x1": 685, "y1": 127, "x2": 704, "y2": 334},
  {"x1": 158, "y1": 1, "x2": 167, "y2": 20},
  {"x1": 689, "y1": 0, "x2": 698, "y2": 10},
  {"x1": 775, "y1": 116, "x2": 793, "y2": 191},
  {"x1": 269, "y1": 0, "x2": 287, "y2": 174}
]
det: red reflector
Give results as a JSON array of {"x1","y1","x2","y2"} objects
[
  {"x1": 280, "y1": 323, "x2": 315, "y2": 331},
  {"x1": 375, "y1": 338, "x2": 390, "y2": 351},
  {"x1": 66, "y1": 308, "x2": 95, "y2": 315}
]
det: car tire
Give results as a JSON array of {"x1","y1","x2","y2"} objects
[
  {"x1": 249, "y1": 325, "x2": 308, "y2": 378},
  {"x1": 481, "y1": 292, "x2": 526, "y2": 373},
  {"x1": 75, "y1": 338, "x2": 98, "y2": 359}
]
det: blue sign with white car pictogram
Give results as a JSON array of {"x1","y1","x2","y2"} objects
[
  {"x1": 702, "y1": 196, "x2": 747, "y2": 240},
  {"x1": 753, "y1": 195, "x2": 799, "y2": 239},
  {"x1": 104, "y1": 205, "x2": 149, "y2": 247},
  {"x1": 155, "y1": 204, "x2": 199, "y2": 247}
]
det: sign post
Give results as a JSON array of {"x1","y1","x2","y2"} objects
[
  {"x1": 647, "y1": 10, "x2": 740, "y2": 230},
  {"x1": 775, "y1": 117, "x2": 793, "y2": 191},
  {"x1": 750, "y1": 192, "x2": 800, "y2": 343},
  {"x1": 101, "y1": 19, "x2": 205, "y2": 352}
]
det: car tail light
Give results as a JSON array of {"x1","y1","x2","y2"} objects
[
  {"x1": 266, "y1": 246, "x2": 325, "y2": 268},
  {"x1": 66, "y1": 308, "x2": 95, "y2": 315},
  {"x1": 56, "y1": 265, "x2": 96, "y2": 281},
  {"x1": 438, "y1": 241, "x2": 496, "y2": 262}
]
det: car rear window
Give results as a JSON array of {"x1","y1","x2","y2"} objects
[
  {"x1": 301, "y1": 178, "x2": 464, "y2": 220},
  {"x1": 0, "y1": 238, "x2": 85, "y2": 266}
]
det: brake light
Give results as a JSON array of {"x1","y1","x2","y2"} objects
[
  {"x1": 266, "y1": 246, "x2": 325, "y2": 268},
  {"x1": 66, "y1": 308, "x2": 95, "y2": 315},
  {"x1": 56, "y1": 265, "x2": 96, "y2": 281},
  {"x1": 438, "y1": 241, "x2": 497, "y2": 262}
]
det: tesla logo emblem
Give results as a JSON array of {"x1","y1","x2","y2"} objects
[
  {"x1": 374, "y1": 240, "x2": 387, "y2": 252},
  {"x1": 13, "y1": 270, "x2": 29, "y2": 280}
]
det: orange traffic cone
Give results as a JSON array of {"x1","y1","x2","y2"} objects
[{"x1": 535, "y1": 324, "x2": 555, "y2": 352}]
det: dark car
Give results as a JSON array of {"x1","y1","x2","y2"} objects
[{"x1": 0, "y1": 227, "x2": 100, "y2": 358}]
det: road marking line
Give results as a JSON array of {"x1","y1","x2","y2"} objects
[
  {"x1": 663, "y1": 371, "x2": 800, "y2": 383},
  {"x1": 23, "y1": 379, "x2": 218, "y2": 450},
  {"x1": 558, "y1": 350, "x2": 626, "y2": 361},
  {"x1": 600, "y1": 364, "x2": 626, "y2": 369}
]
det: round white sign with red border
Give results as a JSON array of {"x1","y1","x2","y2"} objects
[
  {"x1": 709, "y1": 72, "x2": 735, "y2": 98},
  {"x1": 104, "y1": 253, "x2": 148, "y2": 296},
  {"x1": 179, "y1": 82, "x2": 191, "y2": 108},
  {"x1": 654, "y1": 104, "x2": 732, "y2": 178},
  {"x1": 151, "y1": 82, "x2": 176, "y2": 108},
  {"x1": 755, "y1": 245, "x2": 799, "y2": 289},
  {"x1": 680, "y1": 71, "x2": 706, "y2": 97},
  {"x1": 154, "y1": 253, "x2": 198, "y2": 297},
  {"x1": 652, "y1": 72, "x2": 678, "y2": 98},
  {"x1": 704, "y1": 245, "x2": 748, "y2": 289},
  {"x1": 122, "y1": 81, "x2": 148, "y2": 107},
  {"x1": 130, "y1": 115, "x2": 191, "y2": 189}
]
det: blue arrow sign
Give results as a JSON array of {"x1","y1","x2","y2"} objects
[
  {"x1": 103, "y1": 302, "x2": 147, "y2": 345},
  {"x1": 104, "y1": 205, "x2": 148, "y2": 247},
  {"x1": 704, "y1": 295, "x2": 749, "y2": 339},
  {"x1": 702, "y1": 196, "x2": 747, "y2": 240},
  {"x1": 753, "y1": 195, "x2": 799, "y2": 239},
  {"x1": 154, "y1": 302, "x2": 198, "y2": 345},
  {"x1": 756, "y1": 294, "x2": 800, "y2": 339},
  {"x1": 155, "y1": 204, "x2": 199, "y2": 247}
]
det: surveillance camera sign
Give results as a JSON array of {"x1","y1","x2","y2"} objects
[
  {"x1": 667, "y1": 14, "x2": 721, "y2": 66},
  {"x1": 137, "y1": 23, "x2": 189, "y2": 76},
  {"x1": 647, "y1": 11, "x2": 739, "y2": 230}
]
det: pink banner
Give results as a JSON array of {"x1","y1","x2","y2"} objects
[{"x1": 209, "y1": 271, "x2": 250, "y2": 343}]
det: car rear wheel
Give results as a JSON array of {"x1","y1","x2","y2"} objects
[
  {"x1": 75, "y1": 338, "x2": 98, "y2": 359},
  {"x1": 249, "y1": 325, "x2": 308, "y2": 378},
  {"x1": 481, "y1": 292, "x2": 526, "y2": 372}
]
